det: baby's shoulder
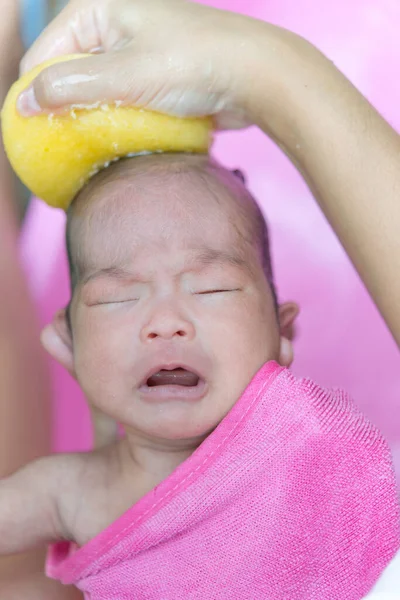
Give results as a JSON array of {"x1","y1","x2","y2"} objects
[
  {"x1": 54, "y1": 446, "x2": 115, "y2": 487},
  {"x1": 36, "y1": 450, "x2": 106, "y2": 510},
  {"x1": 54, "y1": 445, "x2": 124, "y2": 545},
  {"x1": 16, "y1": 451, "x2": 97, "y2": 496},
  {"x1": 39, "y1": 447, "x2": 111, "y2": 489}
]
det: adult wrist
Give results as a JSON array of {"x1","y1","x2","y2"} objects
[{"x1": 238, "y1": 23, "x2": 332, "y2": 153}]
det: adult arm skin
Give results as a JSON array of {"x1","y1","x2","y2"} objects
[{"x1": 0, "y1": 2, "x2": 82, "y2": 597}]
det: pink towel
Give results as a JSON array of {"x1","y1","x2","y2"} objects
[{"x1": 47, "y1": 362, "x2": 400, "y2": 599}]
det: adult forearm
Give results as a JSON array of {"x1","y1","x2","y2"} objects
[
  {"x1": 0, "y1": 7, "x2": 58, "y2": 594},
  {"x1": 0, "y1": 551, "x2": 83, "y2": 600},
  {"x1": 0, "y1": 65, "x2": 51, "y2": 479},
  {"x1": 247, "y1": 28, "x2": 400, "y2": 345}
]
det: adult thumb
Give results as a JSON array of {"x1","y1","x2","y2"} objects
[
  {"x1": 17, "y1": 52, "x2": 133, "y2": 116},
  {"x1": 20, "y1": 0, "x2": 105, "y2": 75}
]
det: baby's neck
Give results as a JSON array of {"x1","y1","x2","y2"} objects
[{"x1": 117, "y1": 431, "x2": 206, "y2": 487}]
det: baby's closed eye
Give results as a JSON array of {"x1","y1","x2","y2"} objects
[
  {"x1": 91, "y1": 297, "x2": 140, "y2": 306},
  {"x1": 194, "y1": 288, "x2": 241, "y2": 295},
  {"x1": 83, "y1": 282, "x2": 147, "y2": 306}
]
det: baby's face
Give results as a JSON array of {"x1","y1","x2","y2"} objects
[{"x1": 68, "y1": 157, "x2": 281, "y2": 443}]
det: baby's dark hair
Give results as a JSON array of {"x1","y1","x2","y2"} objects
[
  {"x1": 65, "y1": 159, "x2": 277, "y2": 328},
  {"x1": 225, "y1": 168, "x2": 276, "y2": 295}
]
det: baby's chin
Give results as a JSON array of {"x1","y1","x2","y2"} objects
[
  {"x1": 127, "y1": 411, "x2": 223, "y2": 444},
  {"x1": 93, "y1": 383, "x2": 240, "y2": 445},
  {"x1": 138, "y1": 423, "x2": 217, "y2": 445},
  {"x1": 115, "y1": 399, "x2": 228, "y2": 446}
]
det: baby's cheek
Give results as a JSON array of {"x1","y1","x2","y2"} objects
[
  {"x1": 74, "y1": 320, "x2": 130, "y2": 395},
  {"x1": 208, "y1": 297, "x2": 279, "y2": 366}
]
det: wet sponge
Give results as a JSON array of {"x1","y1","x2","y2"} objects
[{"x1": 1, "y1": 54, "x2": 213, "y2": 211}]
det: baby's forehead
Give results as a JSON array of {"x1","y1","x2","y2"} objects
[
  {"x1": 77, "y1": 154, "x2": 246, "y2": 214},
  {"x1": 67, "y1": 154, "x2": 264, "y2": 279}
]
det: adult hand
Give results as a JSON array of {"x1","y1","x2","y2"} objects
[
  {"x1": 18, "y1": 0, "x2": 274, "y2": 129},
  {"x1": 19, "y1": 0, "x2": 400, "y2": 348}
]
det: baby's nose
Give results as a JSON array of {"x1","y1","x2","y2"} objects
[{"x1": 140, "y1": 307, "x2": 195, "y2": 343}]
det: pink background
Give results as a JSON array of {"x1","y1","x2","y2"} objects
[{"x1": 20, "y1": 0, "x2": 400, "y2": 479}]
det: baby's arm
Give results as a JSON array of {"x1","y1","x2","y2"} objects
[{"x1": 0, "y1": 457, "x2": 65, "y2": 555}]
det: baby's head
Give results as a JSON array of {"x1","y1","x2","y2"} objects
[{"x1": 44, "y1": 153, "x2": 298, "y2": 444}]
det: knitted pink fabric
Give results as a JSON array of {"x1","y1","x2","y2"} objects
[{"x1": 47, "y1": 362, "x2": 400, "y2": 599}]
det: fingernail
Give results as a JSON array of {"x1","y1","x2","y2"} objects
[{"x1": 17, "y1": 85, "x2": 41, "y2": 116}]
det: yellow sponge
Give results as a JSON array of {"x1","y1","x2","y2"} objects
[{"x1": 1, "y1": 55, "x2": 213, "y2": 211}]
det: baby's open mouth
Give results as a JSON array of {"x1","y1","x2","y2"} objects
[
  {"x1": 139, "y1": 365, "x2": 207, "y2": 403},
  {"x1": 146, "y1": 368, "x2": 200, "y2": 387}
]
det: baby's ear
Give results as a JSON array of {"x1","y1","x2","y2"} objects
[
  {"x1": 232, "y1": 169, "x2": 247, "y2": 184},
  {"x1": 278, "y1": 302, "x2": 299, "y2": 342},
  {"x1": 277, "y1": 302, "x2": 299, "y2": 368},
  {"x1": 41, "y1": 309, "x2": 75, "y2": 377}
]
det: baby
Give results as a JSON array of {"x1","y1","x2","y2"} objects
[
  {"x1": 0, "y1": 153, "x2": 398, "y2": 599},
  {"x1": 1, "y1": 152, "x2": 296, "y2": 537}
]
